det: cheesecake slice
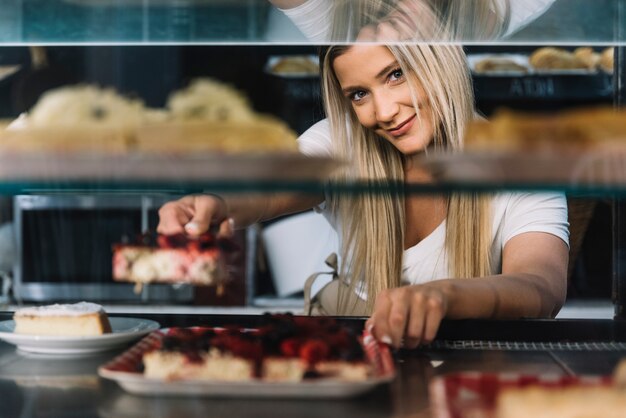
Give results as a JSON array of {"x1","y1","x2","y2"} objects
[{"x1": 14, "y1": 302, "x2": 112, "y2": 336}]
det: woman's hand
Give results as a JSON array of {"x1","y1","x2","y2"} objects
[
  {"x1": 366, "y1": 283, "x2": 450, "y2": 349},
  {"x1": 157, "y1": 195, "x2": 234, "y2": 238}
]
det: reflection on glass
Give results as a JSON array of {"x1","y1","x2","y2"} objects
[{"x1": 0, "y1": 0, "x2": 623, "y2": 44}]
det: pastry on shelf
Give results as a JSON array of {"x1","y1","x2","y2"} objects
[
  {"x1": 134, "y1": 114, "x2": 298, "y2": 154},
  {"x1": 529, "y1": 47, "x2": 590, "y2": 71},
  {"x1": 599, "y1": 47, "x2": 615, "y2": 73},
  {"x1": 27, "y1": 84, "x2": 145, "y2": 129},
  {"x1": 473, "y1": 57, "x2": 529, "y2": 74},
  {"x1": 0, "y1": 84, "x2": 145, "y2": 154},
  {"x1": 166, "y1": 77, "x2": 255, "y2": 123},
  {"x1": 0, "y1": 79, "x2": 299, "y2": 155},
  {"x1": 572, "y1": 46, "x2": 601, "y2": 70},
  {"x1": 13, "y1": 302, "x2": 112, "y2": 336},
  {"x1": 269, "y1": 56, "x2": 320, "y2": 75},
  {"x1": 138, "y1": 77, "x2": 299, "y2": 154},
  {"x1": 464, "y1": 107, "x2": 626, "y2": 153}
]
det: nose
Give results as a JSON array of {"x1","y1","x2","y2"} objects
[{"x1": 373, "y1": 91, "x2": 399, "y2": 124}]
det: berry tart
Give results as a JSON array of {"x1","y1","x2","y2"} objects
[{"x1": 142, "y1": 314, "x2": 373, "y2": 382}]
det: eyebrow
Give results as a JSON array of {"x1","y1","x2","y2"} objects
[{"x1": 341, "y1": 61, "x2": 400, "y2": 95}]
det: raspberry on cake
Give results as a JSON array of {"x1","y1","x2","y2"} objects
[
  {"x1": 13, "y1": 302, "x2": 112, "y2": 336},
  {"x1": 142, "y1": 315, "x2": 373, "y2": 382},
  {"x1": 113, "y1": 232, "x2": 236, "y2": 288}
]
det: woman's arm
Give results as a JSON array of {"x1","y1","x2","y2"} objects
[
  {"x1": 157, "y1": 193, "x2": 324, "y2": 236},
  {"x1": 367, "y1": 231, "x2": 569, "y2": 348}
]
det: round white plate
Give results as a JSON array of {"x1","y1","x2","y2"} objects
[{"x1": 0, "y1": 317, "x2": 160, "y2": 355}]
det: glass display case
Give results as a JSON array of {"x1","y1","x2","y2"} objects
[
  {"x1": 0, "y1": 0, "x2": 623, "y2": 313},
  {"x1": 0, "y1": 2, "x2": 626, "y2": 416}
]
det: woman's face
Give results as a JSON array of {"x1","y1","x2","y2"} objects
[{"x1": 333, "y1": 45, "x2": 435, "y2": 155}]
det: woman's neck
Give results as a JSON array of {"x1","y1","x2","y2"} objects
[{"x1": 403, "y1": 153, "x2": 434, "y2": 183}]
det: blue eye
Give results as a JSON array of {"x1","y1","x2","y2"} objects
[
  {"x1": 389, "y1": 68, "x2": 404, "y2": 82},
  {"x1": 351, "y1": 90, "x2": 368, "y2": 102}
]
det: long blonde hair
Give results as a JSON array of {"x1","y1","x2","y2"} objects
[
  {"x1": 321, "y1": 45, "x2": 493, "y2": 315},
  {"x1": 329, "y1": 0, "x2": 510, "y2": 42}
]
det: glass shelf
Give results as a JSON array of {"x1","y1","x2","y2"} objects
[
  {"x1": 0, "y1": 0, "x2": 624, "y2": 45},
  {"x1": 1, "y1": 179, "x2": 626, "y2": 197}
]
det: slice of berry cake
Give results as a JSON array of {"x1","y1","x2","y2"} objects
[
  {"x1": 113, "y1": 233, "x2": 236, "y2": 286},
  {"x1": 142, "y1": 314, "x2": 372, "y2": 382}
]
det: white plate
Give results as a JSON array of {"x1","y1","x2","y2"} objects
[
  {"x1": 100, "y1": 372, "x2": 394, "y2": 398},
  {"x1": 0, "y1": 317, "x2": 160, "y2": 355}
]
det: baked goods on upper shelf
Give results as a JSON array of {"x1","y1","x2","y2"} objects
[
  {"x1": 471, "y1": 47, "x2": 614, "y2": 76},
  {"x1": 599, "y1": 46, "x2": 615, "y2": 73},
  {"x1": 0, "y1": 79, "x2": 298, "y2": 155},
  {"x1": 268, "y1": 55, "x2": 320, "y2": 76},
  {"x1": 13, "y1": 302, "x2": 112, "y2": 336},
  {"x1": 28, "y1": 84, "x2": 145, "y2": 129},
  {"x1": 529, "y1": 47, "x2": 591, "y2": 71},
  {"x1": 464, "y1": 107, "x2": 626, "y2": 153},
  {"x1": 473, "y1": 57, "x2": 529, "y2": 74},
  {"x1": 166, "y1": 77, "x2": 255, "y2": 123}
]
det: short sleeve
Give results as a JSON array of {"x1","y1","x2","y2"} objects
[
  {"x1": 297, "y1": 118, "x2": 333, "y2": 157},
  {"x1": 500, "y1": 192, "x2": 570, "y2": 248},
  {"x1": 503, "y1": 0, "x2": 557, "y2": 36},
  {"x1": 278, "y1": 0, "x2": 333, "y2": 43}
]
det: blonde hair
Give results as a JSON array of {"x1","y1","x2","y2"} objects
[
  {"x1": 321, "y1": 45, "x2": 493, "y2": 315},
  {"x1": 329, "y1": 0, "x2": 510, "y2": 42}
]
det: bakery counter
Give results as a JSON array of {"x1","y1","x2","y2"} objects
[{"x1": 0, "y1": 314, "x2": 626, "y2": 418}]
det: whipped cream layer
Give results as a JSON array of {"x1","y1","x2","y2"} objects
[{"x1": 15, "y1": 302, "x2": 106, "y2": 317}]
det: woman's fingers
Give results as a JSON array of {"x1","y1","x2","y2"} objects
[
  {"x1": 423, "y1": 293, "x2": 446, "y2": 344},
  {"x1": 157, "y1": 195, "x2": 227, "y2": 236},
  {"x1": 387, "y1": 290, "x2": 412, "y2": 347},
  {"x1": 369, "y1": 285, "x2": 448, "y2": 348},
  {"x1": 404, "y1": 292, "x2": 427, "y2": 349},
  {"x1": 370, "y1": 290, "x2": 393, "y2": 346},
  {"x1": 217, "y1": 217, "x2": 235, "y2": 238},
  {"x1": 185, "y1": 195, "x2": 227, "y2": 236},
  {"x1": 157, "y1": 197, "x2": 194, "y2": 235}
]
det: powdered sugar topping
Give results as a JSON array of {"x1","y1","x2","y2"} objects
[{"x1": 15, "y1": 302, "x2": 106, "y2": 317}]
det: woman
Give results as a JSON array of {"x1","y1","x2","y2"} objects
[
  {"x1": 158, "y1": 44, "x2": 569, "y2": 348},
  {"x1": 270, "y1": 0, "x2": 556, "y2": 42}
]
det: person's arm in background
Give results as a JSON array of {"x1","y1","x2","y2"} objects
[
  {"x1": 268, "y1": 0, "x2": 333, "y2": 42},
  {"x1": 158, "y1": 193, "x2": 323, "y2": 237},
  {"x1": 500, "y1": 0, "x2": 557, "y2": 36},
  {"x1": 368, "y1": 192, "x2": 569, "y2": 349},
  {"x1": 268, "y1": 0, "x2": 308, "y2": 8},
  {"x1": 158, "y1": 120, "x2": 332, "y2": 236},
  {"x1": 368, "y1": 232, "x2": 568, "y2": 348}
]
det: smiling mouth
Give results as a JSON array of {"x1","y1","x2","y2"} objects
[{"x1": 386, "y1": 114, "x2": 416, "y2": 136}]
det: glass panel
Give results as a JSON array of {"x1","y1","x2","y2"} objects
[{"x1": 0, "y1": 0, "x2": 623, "y2": 45}]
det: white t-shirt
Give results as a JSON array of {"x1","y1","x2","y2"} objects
[
  {"x1": 280, "y1": 0, "x2": 557, "y2": 40},
  {"x1": 297, "y1": 119, "x2": 570, "y2": 285}
]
